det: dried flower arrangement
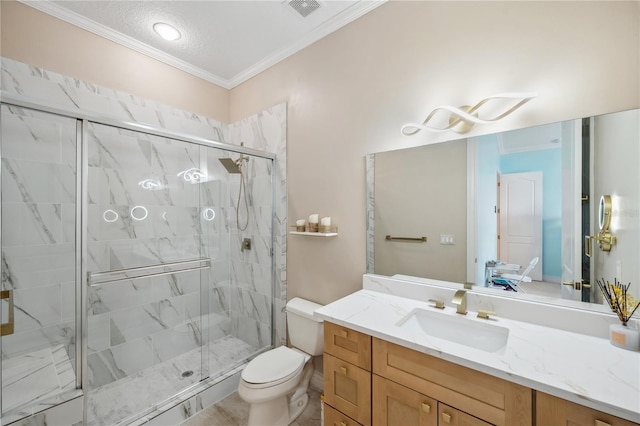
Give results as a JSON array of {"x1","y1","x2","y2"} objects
[{"x1": 596, "y1": 278, "x2": 639, "y2": 326}]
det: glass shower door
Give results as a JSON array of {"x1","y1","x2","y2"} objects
[
  {"x1": 1, "y1": 105, "x2": 80, "y2": 423},
  {"x1": 84, "y1": 122, "x2": 212, "y2": 425},
  {"x1": 201, "y1": 146, "x2": 275, "y2": 375}
]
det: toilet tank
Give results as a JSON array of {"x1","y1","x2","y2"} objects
[{"x1": 286, "y1": 298, "x2": 324, "y2": 356}]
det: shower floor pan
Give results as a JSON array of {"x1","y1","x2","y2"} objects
[{"x1": 87, "y1": 335, "x2": 257, "y2": 426}]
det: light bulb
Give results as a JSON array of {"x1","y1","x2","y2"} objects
[{"x1": 153, "y1": 22, "x2": 181, "y2": 41}]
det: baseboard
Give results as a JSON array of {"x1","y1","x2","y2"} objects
[{"x1": 310, "y1": 370, "x2": 324, "y2": 392}]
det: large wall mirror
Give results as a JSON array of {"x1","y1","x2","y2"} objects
[{"x1": 366, "y1": 109, "x2": 639, "y2": 310}]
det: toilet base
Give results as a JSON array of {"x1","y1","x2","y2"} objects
[{"x1": 244, "y1": 362, "x2": 314, "y2": 426}]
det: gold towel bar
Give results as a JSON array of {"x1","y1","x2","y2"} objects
[{"x1": 385, "y1": 235, "x2": 427, "y2": 242}]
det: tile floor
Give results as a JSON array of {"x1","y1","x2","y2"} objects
[
  {"x1": 518, "y1": 280, "x2": 562, "y2": 298},
  {"x1": 180, "y1": 388, "x2": 322, "y2": 426}
]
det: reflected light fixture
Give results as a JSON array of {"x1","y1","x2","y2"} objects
[
  {"x1": 401, "y1": 92, "x2": 538, "y2": 135},
  {"x1": 138, "y1": 178, "x2": 162, "y2": 190},
  {"x1": 177, "y1": 168, "x2": 207, "y2": 184},
  {"x1": 153, "y1": 22, "x2": 181, "y2": 41}
]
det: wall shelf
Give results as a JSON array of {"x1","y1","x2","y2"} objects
[{"x1": 290, "y1": 231, "x2": 338, "y2": 237}]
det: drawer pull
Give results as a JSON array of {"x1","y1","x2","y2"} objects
[
  {"x1": 421, "y1": 402, "x2": 431, "y2": 413},
  {"x1": 339, "y1": 366, "x2": 348, "y2": 375},
  {"x1": 340, "y1": 329, "x2": 348, "y2": 338},
  {"x1": 595, "y1": 421, "x2": 611, "y2": 426},
  {"x1": 442, "y1": 412, "x2": 452, "y2": 424},
  {"x1": 340, "y1": 422, "x2": 348, "y2": 426}
]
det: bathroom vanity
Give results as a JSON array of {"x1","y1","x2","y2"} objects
[{"x1": 316, "y1": 275, "x2": 640, "y2": 426}]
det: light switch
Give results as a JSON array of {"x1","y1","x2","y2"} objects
[{"x1": 440, "y1": 234, "x2": 455, "y2": 245}]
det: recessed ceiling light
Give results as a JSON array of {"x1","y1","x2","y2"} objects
[{"x1": 153, "y1": 22, "x2": 181, "y2": 41}]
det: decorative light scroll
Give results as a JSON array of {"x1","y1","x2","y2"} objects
[{"x1": 401, "y1": 92, "x2": 537, "y2": 135}]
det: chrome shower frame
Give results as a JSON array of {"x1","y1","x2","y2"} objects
[{"x1": 0, "y1": 91, "x2": 278, "y2": 425}]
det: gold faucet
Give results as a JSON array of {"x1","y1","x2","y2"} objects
[{"x1": 452, "y1": 290, "x2": 467, "y2": 315}]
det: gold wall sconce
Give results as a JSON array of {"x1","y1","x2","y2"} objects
[
  {"x1": 401, "y1": 92, "x2": 537, "y2": 135},
  {"x1": 586, "y1": 195, "x2": 617, "y2": 256}
]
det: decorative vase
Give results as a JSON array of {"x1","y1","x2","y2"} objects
[{"x1": 609, "y1": 323, "x2": 640, "y2": 351}]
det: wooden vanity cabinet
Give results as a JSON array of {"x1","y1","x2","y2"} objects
[
  {"x1": 373, "y1": 374, "x2": 437, "y2": 426},
  {"x1": 536, "y1": 392, "x2": 640, "y2": 426},
  {"x1": 372, "y1": 338, "x2": 532, "y2": 426},
  {"x1": 323, "y1": 323, "x2": 372, "y2": 426},
  {"x1": 323, "y1": 323, "x2": 635, "y2": 426},
  {"x1": 324, "y1": 403, "x2": 361, "y2": 426}
]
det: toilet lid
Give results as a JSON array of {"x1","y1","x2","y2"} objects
[{"x1": 241, "y1": 346, "x2": 305, "y2": 385}]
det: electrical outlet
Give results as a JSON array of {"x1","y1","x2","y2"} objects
[{"x1": 440, "y1": 234, "x2": 455, "y2": 245}]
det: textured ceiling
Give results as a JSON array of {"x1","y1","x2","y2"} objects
[{"x1": 25, "y1": 0, "x2": 385, "y2": 88}]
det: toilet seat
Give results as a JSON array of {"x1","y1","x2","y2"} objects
[{"x1": 241, "y1": 346, "x2": 306, "y2": 389}]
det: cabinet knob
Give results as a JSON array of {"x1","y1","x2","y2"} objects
[
  {"x1": 595, "y1": 421, "x2": 611, "y2": 426},
  {"x1": 340, "y1": 329, "x2": 348, "y2": 338},
  {"x1": 442, "y1": 412, "x2": 452, "y2": 424},
  {"x1": 421, "y1": 402, "x2": 431, "y2": 413},
  {"x1": 340, "y1": 422, "x2": 348, "y2": 426},
  {"x1": 339, "y1": 366, "x2": 348, "y2": 375}
]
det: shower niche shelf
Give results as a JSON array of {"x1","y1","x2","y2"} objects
[{"x1": 289, "y1": 231, "x2": 338, "y2": 237}]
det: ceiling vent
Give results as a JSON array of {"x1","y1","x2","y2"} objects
[{"x1": 288, "y1": 0, "x2": 321, "y2": 18}]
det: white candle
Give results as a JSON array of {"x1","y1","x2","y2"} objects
[
  {"x1": 296, "y1": 219, "x2": 306, "y2": 226},
  {"x1": 309, "y1": 214, "x2": 319, "y2": 224},
  {"x1": 321, "y1": 217, "x2": 331, "y2": 226}
]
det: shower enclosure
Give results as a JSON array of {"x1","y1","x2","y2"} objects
[{"x1": 0, "y1": 99, "x2": 276, "y2": 425}]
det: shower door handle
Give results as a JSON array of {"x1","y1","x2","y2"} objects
[{"x1": 1, "y1": 290, "x2": 15, "y2": 336}]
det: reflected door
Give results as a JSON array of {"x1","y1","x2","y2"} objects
[
  {"x1": 560, "y1": 120, "x2": 582, "y2": 301},
  {"x1": 499, "y1": 171, "x2": 543, "y2": 281}
]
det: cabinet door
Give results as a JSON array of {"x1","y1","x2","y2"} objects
[
  {"x1": 324, "y1": 322, "x2": 371, "y2": 370},
  {"x1": 324, "y1": 353, "x2": 372, "y2": 425},
  {"x1": 536, "y1": 392, "x2": 639, "y2": 426},
  {"x1": 373, "y1": 375, "x2": 437, "y2": 426},
  {"x1": 439, "y1": 403, "x2": 493, "y2": 426},
  {"x1": 372, "y1": 338, "x2": 532, "y2": 426},
  {"x1": 324, "y1": 403, "x2": 363, "y2": 426}
]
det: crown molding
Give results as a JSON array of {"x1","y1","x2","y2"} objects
[
  {"x1": 228, "y1": 0, "x2": 387, "y2": 88},
  {"x1": 20, "y1": 0, "x2": 234, "y2": 89},
  {"x1": 20, "y1": 0, "x2": 387, "y2": 90}
]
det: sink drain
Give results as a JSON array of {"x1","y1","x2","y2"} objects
[{"x1": 181, "y1": 370, "x2": 194, "y2": 378}]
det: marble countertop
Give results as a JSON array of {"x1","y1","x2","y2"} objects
[{"x1": 314, "y1": 289, "x2": 640, "y2": 423}]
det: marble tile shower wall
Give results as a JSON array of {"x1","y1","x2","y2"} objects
[
  {"x1": 0, "y1": 105, "x2": 78, "y2": 363},
  {"x1": 230, "y1": 104, "x2": 287, "y2": 348},
  {"x1": 1, "y1": 58, "x2": 287, "y2": 386}
]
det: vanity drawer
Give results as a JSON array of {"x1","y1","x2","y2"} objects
[
  {"x1": 373, "y1": 374, "x2": 437, "y2": 426},
  {"x1": 324, "y1": 352, "x2": 372, "y2": 426},
  {"x1": 372, "y1": 338, "x2": 532, "y2": 426},
  {"x1": 324, "y1": 322, "x2": 371, "y2": 370},
  {"x1": 439, "y1": 403, "x2": 493, "y2": 426},
  {"x1": 324, "y1": 403, "x2": 363, "y2": 426},
  {"x1": 536, "y1": 392, "x2": 640, "y2": 426}
]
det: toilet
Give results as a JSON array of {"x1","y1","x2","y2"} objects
[{"x1": 238, "y1": 297, "x2": 324, "y2": 426}]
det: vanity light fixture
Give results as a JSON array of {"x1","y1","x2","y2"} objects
[
  {"x1": 401, "y1": 92, "x2": 538, "y2": 135},
  {"x1": 153, "y1": 22, "x2": 181, "y2": 41}
]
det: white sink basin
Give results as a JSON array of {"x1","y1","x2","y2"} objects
[{"x1": 396, "y1": 308, "x2": 509, "y2": 353}]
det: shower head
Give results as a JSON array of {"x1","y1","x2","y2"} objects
[{"x1": 219, "y1": 157, "x2": 242, "y2": 174}]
